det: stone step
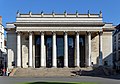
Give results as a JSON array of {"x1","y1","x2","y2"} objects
[{"x1": 10, "y1": 67, "x2": 93, "y2": 77}]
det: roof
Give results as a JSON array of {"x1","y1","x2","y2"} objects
[{"x1": 113, "y1": 24, "x2": 120, "y2": 36}]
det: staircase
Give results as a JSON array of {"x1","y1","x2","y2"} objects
[{"x1": 10, "y1": 68, "x2": 85, "y2": 77}]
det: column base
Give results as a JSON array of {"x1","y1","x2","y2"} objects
[
  {"x1": 63, "y1": 66, "x2": 68, "y2": 69},
  {"x1": 28, "y1": 66, "x2": 33, "y2": 68},
  {"x1": 17, "y1": 66, "x2": 21, "y2": 68},
  {"x1": 40, "y1": 66, "x2": 46, "y2": 69},
  {"x1": 75, "y1": 66, "x2": 80, "y2": 68},
  {"x1": 52, "y1": 66, "x2": 57, "y2": 68},
  {"x1": 85, "y1": 65, "x2": 92, "y2": 68}
]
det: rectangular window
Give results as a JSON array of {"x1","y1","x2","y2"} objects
[
  {"x1": 113, "y1": 43, "x2": 116, "y2": 52},
  {"x1": 118, "y1": 41, "x2": 120, "y2": 50},
  {"x1": 118, "y1": 51, "x2": 120, "y2": 61},
  {"x1": 118, "y1": 34, "x2": 120, "y2": 40},
  {"x1": 114, "y1": 36, "x2": 116, "y2": 42},
  {"x1": 113, "y1": 53, "x2": 116, "y2": 61}
]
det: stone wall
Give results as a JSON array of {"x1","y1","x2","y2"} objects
[
  {"x1": 91, "y1": 32, "x2": 113, "y2": 67},
  {"x1": 7, "y1": 31, "x2": 17, "y2": 70},
  {"x1": 102, "y1": 32, "x2": 113, "y2": 67}
]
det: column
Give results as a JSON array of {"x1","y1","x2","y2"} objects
[
  {"x1": 17, "y1": 32, "x2": 21, "y2": 68},
  {"x1": 64, "y1": 32, "x2": 68, "y2": 67},
  {"x1": 99, "y1": 32, "x2": 103, "y2": 66},
  {"x1": 85, "y1": 35, "x2": 88, "y2": 67},
  {"x1": 76, "y1": 32, "x2": 80, "y2": 67},
  {"x1": 29, "y1": 32, "x2": 33, "y2": 67},
  {"x1": 52, "y1": 32, "x2": 57, "y2": 67},
  {"x1": 88, "y1": 32, "x2": 91, "y2": 67},
  {"x1": 41, "y1": 32, "x2": 45, "y2": 67}
]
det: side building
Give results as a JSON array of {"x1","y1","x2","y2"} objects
[
  {"x1": 6, "y1": 11, "x2": 114, "y2": 72},
  {"x1": 0, "y1": 16, "x2": 7, "y2": 71},
  {"x1": 113, "y1": 24, "x2": 120, "y2": 71}
]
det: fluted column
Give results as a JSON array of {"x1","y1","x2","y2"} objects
[
  {"x1": 88, "y1": 32, "x2": 91, "y2": 67},
  {"x1": 29, "y1": 32, "x2": 33, "y2": 67},
  {"x1": 52, "y1": 32, "x2": 57, "y2": 67},
  {"x1": 41, "y1": 32, "x2": 45, "y2": 67},
  {"x1": 76, "y1": 32, "x2": 80, "y2": 67},
  {"x1": 99, "y1": 32, "x2": 103, "y2": 66},
  {"x1": 17, "y1": 32, "x2": 21, "y2": 68},
  {"x1": 64, "y1": 32, "x2": 68, "y2": 67}
]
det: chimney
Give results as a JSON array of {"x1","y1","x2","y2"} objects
[{"x1": 0, "y1": 16, "x2": 2, "y2": 24}]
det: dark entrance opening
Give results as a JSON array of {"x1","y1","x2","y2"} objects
[
  {"x1": 68, "y1": 36, "x2": 75, "y2": 67},
  {"x1": 45, "y1": 36, "x2": 52, "y2": 68},
  {"x1": 80, "y1": 36, "x2": 85, "y2": 67},
  {"x1": 35, "y1": 36, "x2": 41, "y2": 68},
  {"x1": 57, "y1": 36, "x2": 64, "y2": 68}
]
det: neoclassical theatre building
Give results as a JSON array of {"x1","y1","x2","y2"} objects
[{"x1": 6, "y1": 11, "x2": 114, "y2": 71}]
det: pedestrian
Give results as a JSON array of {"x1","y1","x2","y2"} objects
[{"x1": 2, "y1": 68, "x2": 6, "y2": 76}]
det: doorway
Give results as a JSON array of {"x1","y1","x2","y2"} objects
[
  {"x1": 35, "y1": 36, "x2": 41, "y2": 68},
  {"x1": 80, "y1": 36, "x2": 85, "y2": 67}
]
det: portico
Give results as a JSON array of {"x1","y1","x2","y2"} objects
[{"x1": 16, "y1": 31, "x2": 102, "y2": 68}]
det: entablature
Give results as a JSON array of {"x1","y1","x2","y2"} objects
[{"x1": 14, "y1": 22, "x2": 105, "y2": 27}]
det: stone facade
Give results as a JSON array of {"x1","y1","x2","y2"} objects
[
  {"x1": 6, "y1": 11, "x2": 114, "y2": 71},
  {"x1": 102, "y1": 32, "x2": 113, "y2": 66},
  {"x1": 7, "y1": 31, "x2": 17, "y2": 69}
]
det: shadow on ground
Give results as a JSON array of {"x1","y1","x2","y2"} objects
[
  {"x1": 71, "y1": 66, "x2": 120, "y2": 80},
  {"x1": 26, "y1": 82, "x2": 69, "y2": 84},
  {"x1": 24, "y1": 82, "x2": 96, "y2": 84}
]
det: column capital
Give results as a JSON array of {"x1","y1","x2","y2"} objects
[
  {"x1": 64, "y1": 31, "x2": 68, "y2": 35},
  {"x1": 52, "y1": 32, "x2": 56, "y2": 35},
  {"x1": 29, "y1": 32, "x2": 33, "y2": 35},
  {"x1": 75, "y1": 31, "x2": 79, "y2": 35},
  {"x1": 86, "y1": 31, "x2": 91, "y2": 35},
  {"x1": 40, "y1": 32, "x2": 44, "y2": 35},
  {"x1": 98, "y1": 32, "x2": 103, "y2": 36},
  {"x1": 17, "y1": 32, "x2": 22, "y2": 35}
]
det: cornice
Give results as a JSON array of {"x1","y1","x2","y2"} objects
[{"x1": 14, "y1": 22, "x2": 105, "y2": 27}]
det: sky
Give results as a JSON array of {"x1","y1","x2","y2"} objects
[{"x1": 0, "y1": 0, "x2": 120, "y2": 27}]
